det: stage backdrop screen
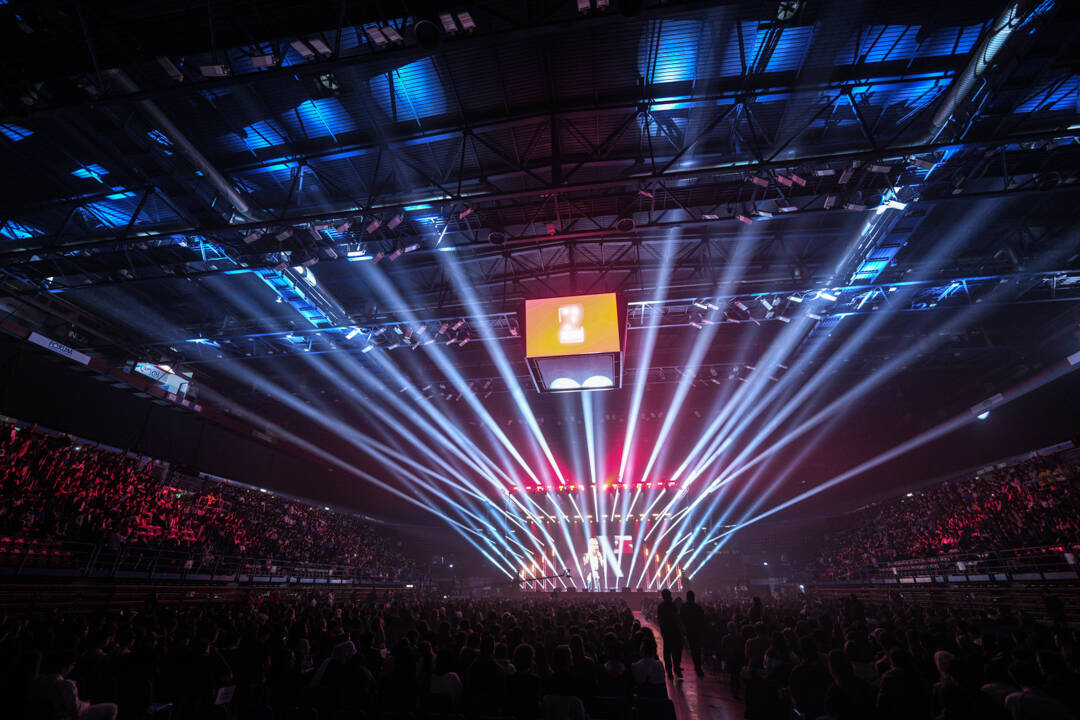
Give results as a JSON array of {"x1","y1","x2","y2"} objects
[{"x1": 524, "y1": 293, "x2": 620, "y2": 359}]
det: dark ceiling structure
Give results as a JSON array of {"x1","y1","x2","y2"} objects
[{"x1": 1, "y1": 0, "x2": 1079, "y2": 540}]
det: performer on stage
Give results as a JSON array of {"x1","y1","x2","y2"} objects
[{"x1": 583, "y1": 536, "x2": 605, "y2": 591}]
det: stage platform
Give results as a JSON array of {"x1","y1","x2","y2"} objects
[{"x1": 516, "y1": 589, "x2": 677, "y2": 611}]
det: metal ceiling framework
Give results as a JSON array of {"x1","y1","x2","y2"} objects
[{"x1": 0, "y1": 0, "x2": 1077, "y2": 390}]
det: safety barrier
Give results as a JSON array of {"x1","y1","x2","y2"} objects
[{"x1": 0, "y1": 535, "x2": 415, "y2": 587}]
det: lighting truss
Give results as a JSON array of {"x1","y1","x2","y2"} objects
[{"x1": 155, "y1": 269, "x2": 1080, "y2": 363}]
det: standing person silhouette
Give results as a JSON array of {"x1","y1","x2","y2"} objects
[
  {"x1": 656, "y1": 589, "x2": 684, "y2": 678},
  {"x1": 680, "y1": 590, "x2": 707, "y2": 676}
]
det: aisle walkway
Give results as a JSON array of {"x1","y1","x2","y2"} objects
[{"x1": 636, "y1": 613, "x2": 745, "y2": 720}]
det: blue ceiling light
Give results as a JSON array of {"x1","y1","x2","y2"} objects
[
  {"x1": 371, "y1": 58, "x2": 449, "y2": 122},
  {"x1": 1014, "y1": 76, "x2": 1079, "y2": 114},
  {"x1": 290, "y1": 98, "x2": 357, "y2": 141},
  {"x1": 0, "y1": 220, "x2": 41, "y2": 240},
  {"x1": 81, "y1": 201, "x2": 130, "y2": 227},
  {"x1": 72, "y1": 163, "x2": 109, "y2": 181},
  {"x1": 0, "y1": 123, "x2": 33, "y2": 141}
]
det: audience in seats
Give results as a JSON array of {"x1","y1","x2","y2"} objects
[
  {"x1": 642, "y1": 589, "x2": 1079, "y2": 719},
  {"x1": 0, "y1": 424, "x2": 414, "y2": 580},
  {"x1": 810, "y1": 453, "x2": 1080, "y2": 579},
  {"x1": 2, "y1": 594, "x2": 679, "y2": 720},
  {"x1": 3, "y1": 588, "x2": 1079, "y2": 720}
]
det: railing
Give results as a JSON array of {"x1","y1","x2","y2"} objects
[
  {"x1": 811, "y1": 544, "x2": 1080, "y2": 586},
  {"x1": 0, "y1": 536, "x2": 416, "y2": 587}
]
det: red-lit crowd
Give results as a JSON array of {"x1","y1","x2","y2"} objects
[
  {"x1": 0, "y1": 426, "x2": 414, "y2": 580},
  {"x1": 812, "y1": 454, "x2": 1080, "y2": 580}
]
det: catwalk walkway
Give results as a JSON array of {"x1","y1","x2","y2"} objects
[{"x1": 637, "y1": 614, "x2": 745, "y2": 720}]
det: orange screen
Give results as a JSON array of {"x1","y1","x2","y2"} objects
[{"x1": 525, "y1": 293, "x2": 620, "y2": 358}]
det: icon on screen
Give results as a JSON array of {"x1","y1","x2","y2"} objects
[{"x1": 557, "y1": 304, "x2": 585, "y2": 344}]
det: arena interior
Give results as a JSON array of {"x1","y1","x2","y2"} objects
[{"x1": 1, "y1": 1, "x2": 1080, "y2": 719}]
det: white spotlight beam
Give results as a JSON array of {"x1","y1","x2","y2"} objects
[{"x1": 687, "y1": 348, "x2": 1080, "y2": 577}]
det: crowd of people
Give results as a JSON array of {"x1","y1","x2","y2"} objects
[
  {"x1": 2, "y1": 592, "x2": 685, "y2": 720},
  {"x1": 810, "y1": 453, "x2": 1080, "y2": 580},
  {"x1": 3, "y1": 588, "x2": 1078, "y2": 720},
  {"x1": 642, "y1": 590, "x2": 1078, "y2": 719},
  {"x1": 0, "y1": 425, "x2": 414, "y2": 581}
]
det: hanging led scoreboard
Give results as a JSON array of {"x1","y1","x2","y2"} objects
[{"x1": 524, "y1": 292, "x2": 624, "y2": 393}]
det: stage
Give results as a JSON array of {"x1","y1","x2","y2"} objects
[{"x1": 514, "y1": 588, "x2": 679, "y2": 611}]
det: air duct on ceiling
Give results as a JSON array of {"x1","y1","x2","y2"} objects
[{"x1": 105, "y1": 68, "x2": 257, "y2": 221}]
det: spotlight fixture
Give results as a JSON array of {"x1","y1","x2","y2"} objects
[
  {"x1": 736, "y1": 214, "x2": 753, "y2": 225},
  {"x1": 365, "y1": 218, "x2": 382, "y2": 234},
  {"x1": 275, "y1": 229, "x2": 294, "y2": 241},
  {"x1": 292, "y1": 38, "x2": 332, "y2": 60},
  {"x1": 382, "y1": 26, "x2": 404, "y2": 44},
  {"x1": 439, "y1": 13, "x2": 458, "y2": 32},
  {"x1": 867, "y1": 163, "x2": 891, "y2": 174},
  {"x1": 451, "y1": 319, "x2": 465, "y2": 331},
  {"x1": 776, "y1": 175, "x2": 793, "y2": 187},
  {"x1": 459, "y1": 207, "x2": 473, "y2": 220},
  {"x1": 336, "y1": 219, "x2": 353, "y2": 234},
  {"x1": 748, "y1": 175, "x2": 769, "y2": 187},
  {"x1": 823, "y1": 195, "x2": 838, "y2": 209},
  {"x1": 199, "y1": 64, "x2": 230, "y2": 78},
  {"x1": 456, "y1": 12, "x2": 476, "y2": 31},
  {"x1": 345, "y1": 328, "x2": 360, "y2": 340},
  {"x1": 251, "y1": 54, "x2": 276, "y2": 69},
  {"x1": 387, "y1": 213, "x2": 404, "y2": 230},
  {"x1": 365, "y1": 27, "x2": 389, "y2": 47},
  {"x1": 157, "y1": 56, "x2": 185, "y2": 83},
  {"x1": 911, "y1": 156, "x2": 936, "y2": 171},
  {"x1": 243, "y1": 231, "x2": 262, "y2": 244},
  {"x1": 838, "y1": 166, "x2": 855, "y2": 184}
]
